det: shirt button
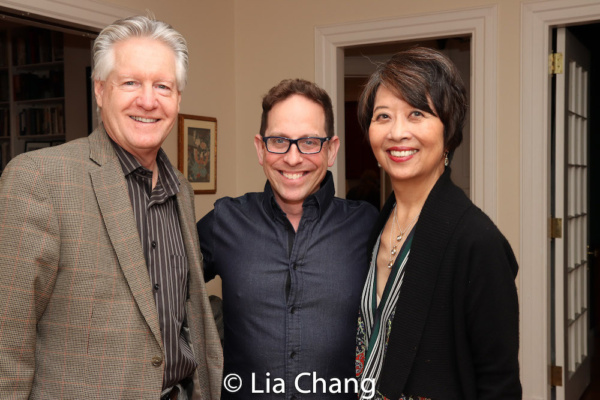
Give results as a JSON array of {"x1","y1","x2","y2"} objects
[
  {"x1": 154, "y1": 283, "x2": 160, "y2": 291},
  {"x1": 151, "y1": 241, "x2": 157, "y2": 249},
  {"x1": 290, "y1": 351, "x2": 297, "y2": 359},
  {"x1": 293, "y1": 263, "x2": 298, "y2": 270},
  {"x1": 151, "y1": 355, "x2": 163, "y2": 367},
  {"x1": 290, "y1": 307, "x2": 296, "y2": 314}
]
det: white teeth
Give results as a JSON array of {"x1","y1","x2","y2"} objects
[
  {"x1": 390, "y1": 149, "x2": 417, "y2": 157},
  {"x1": 282, "y1": 172, "x2": 304, "y2": 180},
  {"x1": 131, "y1": 116, "x2": 158, "y2": 123}
]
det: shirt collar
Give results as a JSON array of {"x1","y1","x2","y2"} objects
[
  {"x1": 263, "y1": 170, "x2": 335, "y2": 220},
  {"x1": 110, "y1": 140, "x2": 180, "y2": 197}
]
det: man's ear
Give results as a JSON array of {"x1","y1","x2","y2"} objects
[
  {"x1": 326, "y1": 136, "x2": 340, "y2": 167},
  {"x1": 94, "y1": 80, "x2": 104, "y2": 108},
  {"x1": 254, "y1": 134, "x2": 265, "y2": 166}
]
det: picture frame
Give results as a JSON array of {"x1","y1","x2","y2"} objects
[
  {"x1": 178, "y1": 114, "x2": 217, "y2": 194},
  {"x1": 25, "y1": 141, "x2": 51, "y2": 152}
]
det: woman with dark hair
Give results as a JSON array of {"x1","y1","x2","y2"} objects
[{"x1": 355, "y1": 47, "x2": 521, "y2": 400}]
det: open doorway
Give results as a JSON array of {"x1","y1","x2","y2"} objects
[
  {"x1": 568, "y1": 21, "x2": 600, "y2": 400},
  {"x1": 520, "y1": 2, "x2": 600, "y2": 398},
  {"x1": 342, "y1": 36, "x2": 471, "y2": 209},
  {"x1": 315, "y1": 6, "x2": 499, "y2": 219},
  {"x1": 0, "y1": 11, "x2": 95, "y2": 174}
]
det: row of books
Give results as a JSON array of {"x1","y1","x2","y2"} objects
[
  {"x1": 18, "y1": 104, "x2": 64, "y2": 136},
  {"x1": 0, "y1": 31, "x2": 6, "y2": 68},
  {"x1": 12, "y1": 29, "x2": 64, "y2": 66},
  {"x1": 0, "y1": 108, "x2": 8, "y2": 136},
  {"x1": 0, "y1": 70, "x2": 8, "y2": 102},
  {"x1": 13, "y1": 70, "x2": 64, "y2": 102}
]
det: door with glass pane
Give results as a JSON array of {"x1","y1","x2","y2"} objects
[{"x1": 552, "y1": 26, "x2": 591, "y2": 400}]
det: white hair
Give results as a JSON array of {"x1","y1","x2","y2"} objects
[{"x1": 92, "y1": 15, "x2": 188, "y2": 91}]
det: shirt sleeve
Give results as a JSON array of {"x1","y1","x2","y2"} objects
[
  {"x1": 197, "y1": 209, "x2": 217, "y2": 282},
  {"x1": 0, "y1": 155, "x2": 60, "y2": 398}
]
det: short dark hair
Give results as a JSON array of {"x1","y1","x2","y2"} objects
[
  {"x1": 259, "y1": 79, "x2": 334, "y2": 137},
  {"x1": 357, "y1": 47, "x2": 467, "y2": 156}
]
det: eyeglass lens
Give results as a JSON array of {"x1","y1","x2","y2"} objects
[{"x1": 265, "y1": 137, "x2": 325, "y2": 154}]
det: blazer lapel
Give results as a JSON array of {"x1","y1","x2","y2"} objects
[
  {"x1": 378, "y1": 169, "x2": 472, "y2": 398},
  {"x1": 88, "y1": 128, "x2": 163, "y2": 349}
]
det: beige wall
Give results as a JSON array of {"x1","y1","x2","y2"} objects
[
  {"x1": 59, "y1": 0, "x2": 528, "y2": 297},
  {"x1": 233, "y1": 0, "x2": 522, "y2": 252},
  {"x1": 100, "y1": 0, "x2": 238, "y2": 220},
  {"x1": 99, "y1": 0, "x2": 236, "y2": 295},
  {"x1": 4, "y1": 0, "x2": 563, "y2": 395},
  {"x1": 97, "y1": 0, "x2": 523, "y2": 252},
  {"x1": 96, "y1": 0, "x2": 523, "y2": 297}
]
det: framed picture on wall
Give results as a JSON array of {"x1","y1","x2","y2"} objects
[{"x1": 177, "y1": 114, "x2": 217, "y2": 194}]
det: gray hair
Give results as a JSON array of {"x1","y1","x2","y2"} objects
[{"x1": 92, "y1": 15, "x2": 188, "y2": 91}]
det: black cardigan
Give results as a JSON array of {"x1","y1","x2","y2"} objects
[{"x1": 370, "y1": 169, "x2": 521, "y2": 400}]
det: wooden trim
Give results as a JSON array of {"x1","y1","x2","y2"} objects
[
  {"x1": 314, "y1": 5, "x2": 498, "y2": 220},
  {"x1": 520, "y1": 1, "x2": 600, "y2": 399},
  {"x1": 0, "y1": 0, "x2": 136, "y2": 30}
]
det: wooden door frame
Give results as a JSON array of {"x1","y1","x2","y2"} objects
[
  {"x1": 314, "y1": 5, "x2": 498, "y2": 218},
  {"x1": 521, "y1": 1, "x2": 600, "y2": 399},
  {"x1": 0, "y1": 0, "x2": 134, "y2": 30}
]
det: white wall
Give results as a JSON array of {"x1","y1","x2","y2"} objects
[
  {"x1": 233, "y1": 0, "x2": 521, "y2": 251},
  {"x1": 0, "y1": 0, "x2": 547, "y2": 396}
]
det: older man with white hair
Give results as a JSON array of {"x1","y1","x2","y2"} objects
[{"x1": 0, "y1": 15, "x2": 222, "y2": 400}]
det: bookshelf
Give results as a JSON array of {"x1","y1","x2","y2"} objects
[
  {"x1": 0, "y1": 23, "x2": 91, "y2": 175},
  {"x1": 0, "y1": 28, "x2": 9, "y2": 173}
]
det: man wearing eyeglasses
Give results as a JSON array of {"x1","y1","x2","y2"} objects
[{"x1": 196, "y1": 79, "x2": 378, "y2": 399}]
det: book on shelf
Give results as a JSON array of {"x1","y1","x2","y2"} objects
[
  {"x1": 13, "y1": 28, "x2": 63, "y2": 66},
  {"x1": 18, "y1": 104, "x2": 64, "y2": 136},
  {"x1": 0, "y1": 31, "x2": 7, "y2": 68},
  {"x1": 51, "y1": 31, "x2": 64, "y2": 62},
  {"x1": 0, "y1": 70, "x2": 8, "y2": 102},
  {"x1": 13, "y1": 70, "x2": 64, "y2": 101},
  {"x1": 0, "y1": 108, "x2": 9, "y2": 136},
  {"x1": 0, "y1": 141, "x2": 9, "y2": 170}
]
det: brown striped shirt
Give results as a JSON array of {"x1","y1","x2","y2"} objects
[{"x1": 112, "y1": 142, "x2": 197, "y2": 389}]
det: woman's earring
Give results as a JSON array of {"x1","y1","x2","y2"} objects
[{"x1": 444, "y1": 152, "x2": 449, "y2": 167}]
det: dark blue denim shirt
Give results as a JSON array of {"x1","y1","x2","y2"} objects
[{"x1": 197, "y1": 172, "x2": 378, "y2": 399}]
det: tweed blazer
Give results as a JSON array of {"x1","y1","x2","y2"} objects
[{"x1": 0, "y1": 127, "x2": 222, "y2": 399}]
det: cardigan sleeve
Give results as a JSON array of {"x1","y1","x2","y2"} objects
[{"x1": 456, "y1": 212, "x2": 522, "y2": 400}]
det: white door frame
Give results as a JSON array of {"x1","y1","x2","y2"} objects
[
  {"x1": 314, "y1": 5, "x2": 498, "y2": 219},
  {"x1": 521, "y1": 1, "x2": 600, "y2": 399},
  {"x1": 0, "y1": 0, "x2": 135, "y2": 30}
]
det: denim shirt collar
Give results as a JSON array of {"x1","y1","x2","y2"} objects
[{"x1": 262, "y1": 170, "x2": 335, "y2": 221}]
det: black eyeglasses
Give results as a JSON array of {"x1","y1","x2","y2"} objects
[{"x1": 262, "y1": 136, "x2": 331, "y2": 154}]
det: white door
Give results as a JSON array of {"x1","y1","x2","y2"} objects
[{"x1": 553, "y1": 27, "x2": 591, "y2": 400}]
